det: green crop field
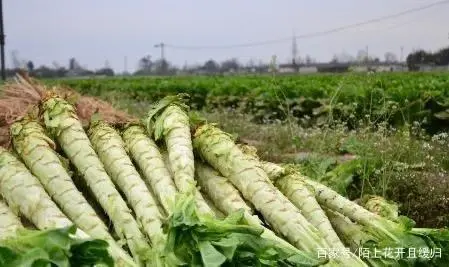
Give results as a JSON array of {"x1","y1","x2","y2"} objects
[{"x1": 47, "y1": 72, "x2": 449, "y2": 132}]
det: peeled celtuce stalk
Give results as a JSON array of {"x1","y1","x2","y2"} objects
[
  {"x1": 195, "y1": 162, "x2": 255, "y2": 217},
  {"x1": 276, "y1": 172, "x2": 346, "y2": 248},
  {"x1": 0, "y1": 199, "x2": 23, "y2": 240},
  {"x1": 145, "y1": 95, "x2": 213, "y2": 216},
  {"x1": 41, "y1": 96, "x2": 149, "y2": 264},
  {"x1": 242, "y1": 151, "x2": 370, "y2": 266},
  {"x1": 192, "y1": 124, "x2": 329, "y2": 254},
  {"x1": 160, "y1": 148, "x2": 214, "y2": 216},
  {"x1": 0, "y1": 148, "x2": 77, "y2": 230},
  {"x1": 258, "y1": 159, "x2": 395, "y2": 237},
  {"x1": 275, "y1": 172, "x2": 345, "y2": 249},
  {"x1": 122, "y1": 124, "x2": 177, "y2": 215},
  {"x1": 324, "y1": 208, "x2": 370, "y2": 252},
  {"x1": 0, "y1": 148, "x2": 86, "y2": 235},
  {"x1": 304, "y1": 178, "x2": 404, "y2": 241},
  {"x1": 259, "y1": 160, "x2": 286, "y2": 181},
  {"x1": 10, "y1": 118, "x2": 135, "y2": 266},
  {"x1": 88, "y1": 120, "x2": 165, "y2": 248},
  {"x1": 195, "y1": 162, "x2": 304, "y2": 252},
  {"x1": 237, "y1": 144, "x2": 285, "y2": 181},
  {"x1": 239, "y1": 146, "x2": 351, "y2": 250},
  {"x1": 325, "y1": 208, "x2": 411, "y2": 267},
  {"x1": 275, "y1": 172, "x2": 369, "y2": 266}
]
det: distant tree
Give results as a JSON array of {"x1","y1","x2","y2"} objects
[
  {"x1": 434, "y1": 47, "x2": 449, "y2": 66},
  {"x1": 406, "y1": 49, "x2": 434, "y2": 71},
  {"x1": 69, "y1": 58, "x2": 79, "y2": 70},
  {"x1": 138, "y1": 55, "x2": 152, "y2": 71},
  {"x1": 34, "y1": 65, "x2": 59, "y2": 78},
  {"x1": 405, "y1": 46, "x2": 449, "y2": 71},
  {"x1": 26, "y1": 61, "x2": 34, "y2": 72},
  {"x1": 153, "y1": 59, "x2": 170, "y2": 75},
  {"x1": 95, "y1": 68, "x2": 114, "y2": 76},
  {"x1": 203, "y1": 59, "x2": 219, "y2": 73},
  {"x1": 33, "y1": 64, "x2": 67, "y2": 78},
  {"x1": 54, "y1": 67, "x2": 68, "y2": 77},
  {"x1": 220, "y1": 58, "x2": 240, "y2": 72}
]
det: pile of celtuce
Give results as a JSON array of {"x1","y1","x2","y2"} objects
[{"x1": 0, "y1": 77, "x2": 448, "y2": 267}]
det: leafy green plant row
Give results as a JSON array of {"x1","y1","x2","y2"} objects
[{"x1": 47, "y1": 72, "x2": 449, "y2": 131}]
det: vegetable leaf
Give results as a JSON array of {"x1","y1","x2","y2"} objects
[
  {"x1": 0, "y1": 225, "x2": 114, "y2": 267},
  {"x1": 164, "y1": 190, "x2": 325, "y2": 267}
]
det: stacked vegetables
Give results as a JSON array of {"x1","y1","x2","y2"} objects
[{"x1": 0, "y1": 76, "x2": 447, "y2": 267}]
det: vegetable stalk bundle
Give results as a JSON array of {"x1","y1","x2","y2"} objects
[
  {"x1": 40, "y1": 96, "x2": 150, "y2": 264},
  {"x1": 10, "y1": 117, "x2": 135, "y2": 266}
]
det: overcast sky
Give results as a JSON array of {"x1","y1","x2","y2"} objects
[{"x1": 4, "y1": 0, "x2": 449, "y2": 72}]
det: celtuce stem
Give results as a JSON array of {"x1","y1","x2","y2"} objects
[{"x1": 11, "y1": 119, "x2": 135, "y2": 266}]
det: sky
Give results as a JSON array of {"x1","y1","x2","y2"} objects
[{"x1": 4, "y1": 0, "x2": 449, "y2": 72}]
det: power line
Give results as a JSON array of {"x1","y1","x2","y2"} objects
[{"x1": 165, "y1": 0, "x2": 449, "y2": 50}]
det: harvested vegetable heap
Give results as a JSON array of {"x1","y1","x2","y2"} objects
[{"x1": 0, "y1": 74, "x2": 447, "y2": 267}]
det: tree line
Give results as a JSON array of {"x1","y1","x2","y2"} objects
[
  {"x1": 406, "y1": 46, "x2": 449, "y2": 71},
  {"x1": 3, "y1": 45, "x2": 448, "y2": 79}
]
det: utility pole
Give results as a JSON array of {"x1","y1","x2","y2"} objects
[
  {"x1": 0, "y1": 0, "x2": 6, "y2": 80},
  {"x1": 154, "y1": 42, "x2": 165, "y2": 61},
  {"x1": 154, "y1": 42, "x2": 166, "y2": 75},
  {"x1": 291, "y1": 31, "x2": 298, "y2": 72},
  {"x1": 400, "y1": 46, "x2": 404, "y2": 63}
]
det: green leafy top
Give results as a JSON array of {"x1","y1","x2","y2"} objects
[
  {"x1": 0, "y1": 225, "x2": 114, "y2": 267},
  {"x1": 164, "y1": 188, "x2": 326, "y2": 267},
  {"x1": 411, "y1": 228, "x2": 449, "y2": 266},
  {"x1": 144, "y1": 94, "x2": 190, "y2": 139},
  {"x1": 357, "y1": 195, "x2": 400, "y2": 222},
  {"x1": 40, "y1": 96, "x2": 78, "y2": 137}
]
